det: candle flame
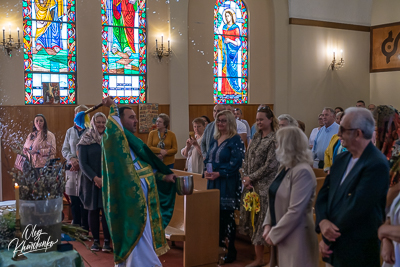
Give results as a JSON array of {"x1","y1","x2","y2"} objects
[{"x1": 15, "y1": 183, "x2": 18, "y2": 187}]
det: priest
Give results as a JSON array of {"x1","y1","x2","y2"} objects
[{"x1": 101, "y1": 96, "x2": 176, "y2": 266}]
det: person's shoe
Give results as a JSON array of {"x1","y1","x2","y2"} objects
[
  {"x1": 102, "y1": 240, "x2": 112, "y2": 252},
  {"x1": 224, "y1": 249, "x2": 237, "y2": 263},
  {"x1": 91, "y1": 241, "x2": 101, "y2": 252}
]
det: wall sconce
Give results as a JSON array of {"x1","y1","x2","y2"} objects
[
  {"x1": 329, "y1": 50, "x2": 345, "y2": 70},
  {"x1": 155, "y1": 35, "x2": 171, "y2": 61},
  {"x1": 1, "y1": 24, "x2": 21, "y2": 57}
]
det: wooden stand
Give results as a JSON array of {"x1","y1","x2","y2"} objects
[{"x1": 167, "y1": 170, "x2": 219, "y2": 267}]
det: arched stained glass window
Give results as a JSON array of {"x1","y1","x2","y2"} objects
[
  {"x1": 23, "y1": 0, "x2": 77, "y2": 105},
  {"x1": 214, "y1": 0, "x2": 248, "y2": 104},
  {"x1": 101, "y1": 0, "x2": 147, "y2": 104}
]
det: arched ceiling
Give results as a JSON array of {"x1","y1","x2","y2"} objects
[{"x1": 289, "y1": 0, "x2": 373, "y2": 26}]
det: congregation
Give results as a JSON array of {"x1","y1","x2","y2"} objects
[{"x1": 21, "y1": 99, "x2": 400, "y2": 267}]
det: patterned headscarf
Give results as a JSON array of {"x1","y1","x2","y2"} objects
[
  {"x1": 77, "y1": 112, "x2": 107, "y2": 146},
  {"x1": 374, "y1": 105, "x2": 400, "y2": 159}
]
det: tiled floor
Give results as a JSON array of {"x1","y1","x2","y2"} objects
[{"x1": 70, "y1": 235, "x2": 270, "y2": 267}]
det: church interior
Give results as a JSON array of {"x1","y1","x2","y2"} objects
[{"x1": 0, "y1": 0, "x2": 400, "y2": 266}]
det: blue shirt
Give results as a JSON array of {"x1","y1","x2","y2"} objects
[
  {"x1": 312, "y1": 122, "x2": 340, "y2": 161},
  {"x1": 250, "y1": 123, "x2": 257, "y2": 139}
]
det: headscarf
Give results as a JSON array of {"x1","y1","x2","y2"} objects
[
  {"x1": 77, "y1": 112, "x2": 107, "y2": 146},
  {"x1": 374, "y1": 105, "x2": 400, "y2": 159}
]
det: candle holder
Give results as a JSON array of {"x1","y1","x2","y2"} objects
[
  {"x1": 1, "y1": 27, "x2": 21, "y2": 57},
  {"x1": 329, "y1": 51, "x2": 345, "y2": 70},
  {"x1": 11, "y1": 218, "x2": 27, "y2": 261},
  {"x1": 155, "y1": 37, "x2": 171, "y2": 62}
]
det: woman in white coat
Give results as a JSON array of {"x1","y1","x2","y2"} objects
[{"x1": 263, "y1": 126, "x2": 319, "y2": 267}]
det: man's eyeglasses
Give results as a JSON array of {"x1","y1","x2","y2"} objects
[{"x1": 339, "y1": 126, "x2": 358, "y2": 134}]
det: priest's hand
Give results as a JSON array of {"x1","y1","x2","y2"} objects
[
  {"x1": 164, "y1": 174, "x2": 176, "y2": 183},
  {"x1": 102, "y1": 96, "x2": 114, "y2": 108},
  {"x1": 94, "y1": 176, "x2": 102, "y2": 188},
  {"x1": 319, "y1": 219, "x2": 341, "y2": 242}
]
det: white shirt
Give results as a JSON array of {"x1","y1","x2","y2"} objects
[
  {"x1": 309, "y1": 127, "x2": 320, "y2": 147},
  {"x1": 237, "y1": 119, "x2": 247, "y2": 135},
  {"x1": 341, "y1": 157, "x2": 359, "y2": 185}
]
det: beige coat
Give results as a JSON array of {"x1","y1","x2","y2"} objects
[{"x1": 263, "y1": 163, "x2": 319, "y2": 267}]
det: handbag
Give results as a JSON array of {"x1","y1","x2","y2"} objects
[{"x1": 14, "y1": 154, "x2": 28, "y2": 172}]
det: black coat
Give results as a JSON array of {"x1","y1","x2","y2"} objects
[
  {"x1": 315, "y1": 142, "x2": 389, "y2": 267},
  {"x1": 78, "y1": 143, "x2": 103, "y2": 211}
]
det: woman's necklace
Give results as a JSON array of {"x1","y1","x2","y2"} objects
[{"x1": 157, "y1": 129, "x2": 167, "y2": 149}]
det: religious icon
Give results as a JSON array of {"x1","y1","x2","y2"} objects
[
  {"x1": 42, "y1": 82, "x2": 60, "y2": 104},
  {"x1": 218, "y1": 9, "x2": 242, "y2": 95},
  {"x1": 102, "y1": 0, "x2": 147, "y2": 104}
]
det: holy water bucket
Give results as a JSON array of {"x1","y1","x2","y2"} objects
[
  {"x1": 19, "y1": 197, "x2": 62, "y2": 253},
  {"x1": 176, "y1": 175, "x2": 194, "y2": 195}
]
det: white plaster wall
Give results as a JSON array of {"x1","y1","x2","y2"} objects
[{"x1": 289, "y1": 0, "x2": 372, "y2": 26}]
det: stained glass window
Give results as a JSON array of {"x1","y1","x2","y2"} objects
[
  {"x1": 214, "y1": 0, "x2": 248, "y2": 104},
  {"x1": 101, "y1": 0, "x2": 147, "y2": 104},
  {"x1": 23, "y1": 0, "x2": 77, "y2": 105}
]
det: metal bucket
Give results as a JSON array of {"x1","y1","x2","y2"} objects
[{"x1": 176, "y1": 175, "x2": 194, "y2": 195}]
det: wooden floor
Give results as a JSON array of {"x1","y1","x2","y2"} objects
[{"x1": 70, "y1": 233, "x2": 270, "y2": 267}]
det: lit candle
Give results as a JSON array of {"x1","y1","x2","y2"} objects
[
  {"x1": 17, "y1": 27, "x2": 20, "y2": 43},
  {"x1": 156, "y1": 39, "x2": 158, "y2": 50},
  {"x1": 2, "y1": 27, "x2": 4, "y2": 44},
  {"x1": 14, "y1": 183, "x2": 20, "y2": 220},
  {"x1": 168, "y1": 39, "x2": 170, "y2": 50},
  {"x1": 161, "y1": 35, "x2": 163, "y2": 50},
  {"x1": 8, "y1": 23, "x2": 11, "y2": 37},
  {"x1": 340, "y1": 49, "x2": 343, "y2": 60},
  {"x1": 333, "y1": 51, "x2": 335, "y2": 60}
]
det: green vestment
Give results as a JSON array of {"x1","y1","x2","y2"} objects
[{"x1": 102, "y1": 105, "x2": 176, "y2": 264}]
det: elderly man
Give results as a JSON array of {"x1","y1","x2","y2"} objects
[
  {"x1": 312, "y1": 108, "x2": 339, "y2": 168},
  {"x1": 234, "y1": 108, "x2": 251, "y2": 143},
  {"x1": 315, "y1": 107, "x2": 389, "y2": 267},
  {"x1": 277, "y1": 114, "x2": 298, "y2": 128},
  {"x1": 368, "y1": 104, "x2": 376, "y2": 112},
  {"x1": 225, "y1": 105, "x2": 247, "y2": 145},
  {"x1": 200, "y1": 104, "x2": 226, "y2": 158},
  {"x1": 356, "y1": 100, "x2": 366, "y2": 108}
]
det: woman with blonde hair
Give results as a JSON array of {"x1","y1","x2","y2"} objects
[
  {"x1": 78, "y1": 112, "x2": 111, "y2": 252},
  {"x1": 181, "y1": 117, "x2": 206, "y2": 174},
  {"x1": 204, "y1": 110, "x2": 245, "y2": 263},
  {"x1": 240, "y1": 105, "x2": 279, "y2": 267},
  {"x1": 263, "y1": 126, "x2": 318, "y2": 267}
]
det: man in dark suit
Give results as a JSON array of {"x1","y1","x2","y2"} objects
[{"x1": 315, "y1": 107, "x2": 390, "y2": 267}]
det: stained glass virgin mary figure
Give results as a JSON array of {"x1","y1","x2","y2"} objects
[
  {"x1": 219, "y1": 9, "x2": 241, "y2": 95},
  {"x1": 214, "y1": 0, "x2": 248, "y2": 104}
]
